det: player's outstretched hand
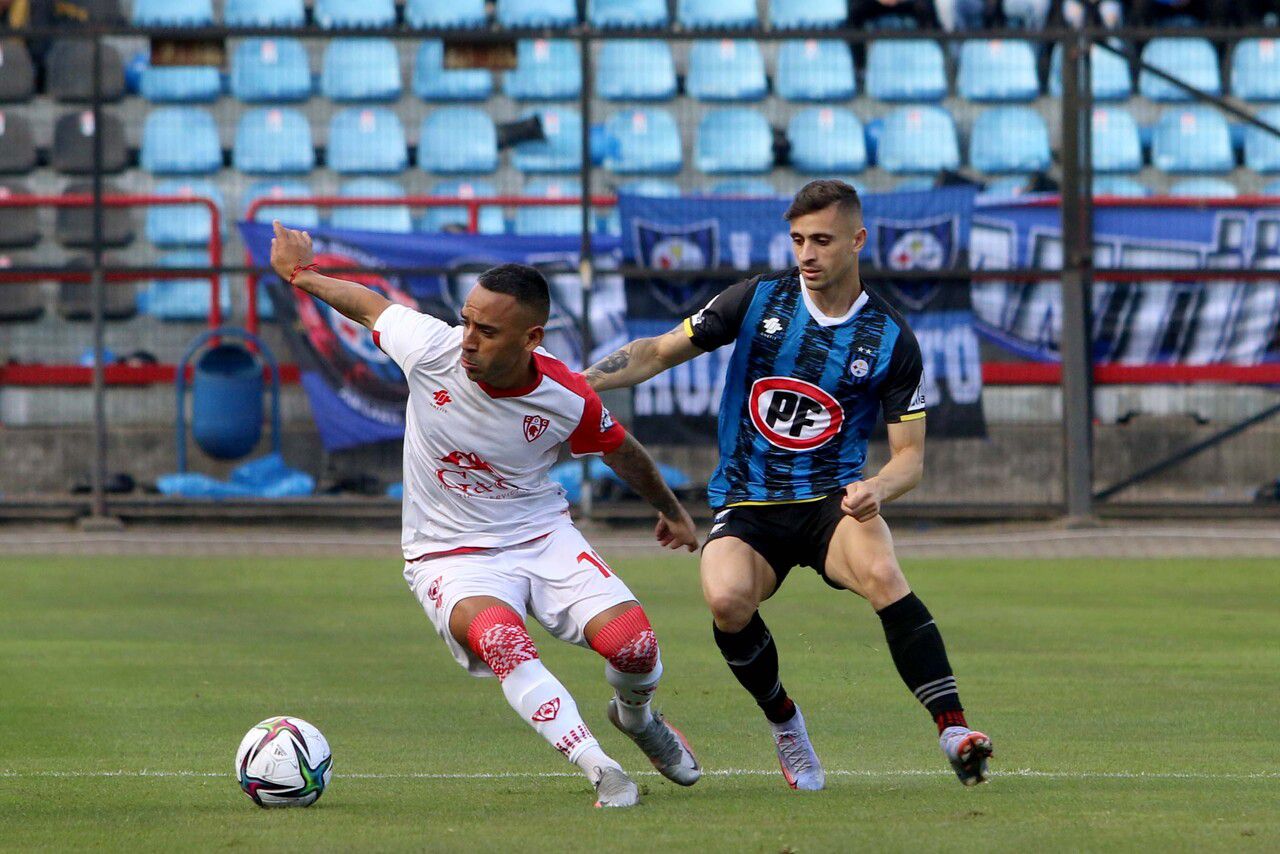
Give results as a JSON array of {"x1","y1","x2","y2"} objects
[
  {"x1": 655, "y1": 505, "x2": 698, "y2": 552},
  {"x1": 841, "y1": 479, "x2": 884, "y2": 523},
  {"x1": 270, "y1": 219, "x2": 314, "y2": 282}
]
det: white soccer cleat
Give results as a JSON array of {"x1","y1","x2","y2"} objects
[
  {"x1": 606, "y1": 698, "x2": 702, "y2": 786},
  {"x1": 592, "y1": 765, "x2": 640, "y2": 808},
  {"x1": 770, "y1": 706, "x2": 825, "y2": 791},
  {"x1": 940, "y1": 726, "x2": 994, "y2": 786}
]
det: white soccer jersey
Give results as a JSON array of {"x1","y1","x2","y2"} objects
[{"x1": 373, "y1": 303, "x2": 625, "y2": 560}]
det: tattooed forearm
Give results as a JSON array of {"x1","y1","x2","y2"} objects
[
  {"x1": 584, "y1": 347, "x2": 631, "y2": 382},
  {"x1": 601, "y1": 434, "x2": 682, "y2": 518}
]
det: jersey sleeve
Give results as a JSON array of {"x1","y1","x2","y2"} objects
[
  {"x1": 684, "y1": 277, "x2": 758, "y2": 352},
  {"x1": 568, "y1": 389, "x2": 627, "y2": 457},
  {"x1": 372, "y1": 303, "x2": 457, "y2": 373},
  {"x1": 880, "y1": 323, "x2": 927, "y2": 424}
]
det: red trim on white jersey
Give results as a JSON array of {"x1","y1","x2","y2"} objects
[
  {"x1": 407, "y1": 531, "x2": 552, "y2": 564},
  {"x1": 534, "y1": 353, "x2": 627, "y2": 456},
  {"x1": 476, "y1": 358, "x2": 543, "y2": 399}
]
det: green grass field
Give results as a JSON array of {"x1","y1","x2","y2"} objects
[{"x1": 1, "y1": 551, "x2": 1277, "y2": 852}]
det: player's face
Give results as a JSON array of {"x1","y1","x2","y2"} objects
[
  {"x1": 458, "y1": 286, "x2": 544, "y2": 384},
  {"x1": 789, "y1": 204, "x2": 867, "y2": 292}
]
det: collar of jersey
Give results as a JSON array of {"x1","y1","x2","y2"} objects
[
  {"x1": 800, "y1": 282, "x2": 869, "y2": 327},
  {"x1": 475, "y1": 358, "x2": 543, "y2": 399}
]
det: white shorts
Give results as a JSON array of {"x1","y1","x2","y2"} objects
[{"x1": 403, "y1": 523, "x2": 638, "y2": 677}]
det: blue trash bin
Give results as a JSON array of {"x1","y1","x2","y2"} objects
[{"x1": 192, "y1": 343, "x2": 263, "y2": 459}]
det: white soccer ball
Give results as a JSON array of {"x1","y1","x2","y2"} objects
[{"x1": 234, "y1": 716, "x2": 333, "y2": 808}]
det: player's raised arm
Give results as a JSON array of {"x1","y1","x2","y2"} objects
[
  {"x1": 270, "y1": 220, "x2": 392, "y2": 330},
  {"x1": 601, "y1": 433, "x2": 699, "y2": 552},
  {"x1": 583, "y1": 324, "x2": 702, "y2": 392}
]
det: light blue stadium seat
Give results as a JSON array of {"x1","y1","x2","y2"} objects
[
  {"x1": 328, "y1": 108, "x2": 407, "y2": 174},
  {"x1": 981, "y1": 176, "x2": 1030, "y2": 198},
  {"x1": 418, "y1": 108, "x2": 498, "y2": 173},
  {"x1": 787, "y1": 108, "x2": 866, "y2": 173},
  {"x1": 141, "y1": 108, "x2": 222, "y2": 175},
  {"x1": 678, "y1": 0, "x2": 758, "y2": 28},
  {"x1": 1152, "y1": 107, "x2": 1233, "y2": 174},
  {"x1": 331, "y1": 179, "x2": 412, "y2": 233},
  {"x1": 139, "y1": 251, "x2": 231, "y2": 322},
  {"x1": 866, "y1": 40, "x2": 947, "y2": 102},
  {"x1": 244, "y1": 180, "x2": 320, "y2": 229},
  {"x1": 498, "y1": 0, "x2": 577, "y2": 28},
  {"x1": 233, "y1": 108, "x2": 315, "y2": 175},
  {"x1": 1092, "y1": 176, "x2": 1150, "y2": 197},
  {"x1": 513, "y1": 108, "x2": 582, "y2": 173},
  {"x1": 225, "y1": 0, "x2": 304, "y2": 26},
  {"x1": 321, "y1": 39, "x2": 402, "y2": 102},
  {"x1": 1091, "y1": 106, "x2": 1142, "y2": 173},
  {"x1": 413, "y1": 41, "x2": 492, "y2": 101},
  {"x1": 407, "y1": 0, "x2": 486, "y2": 27},
  {"x1": 315, "y1": 0, "x2": 396, "y2": 28},
  {"x1": 1140, "y1": 38, "x2": 1221, "y2": 102},
  {"x1": 503, "y1": 40, "x2": 581, "y2": 101},
  {"x1": 131, "y1": 0, "x2": 212, "y2": 26},
  {"x1": 514, "y1": 178, "x2": 581, "y2": 236},
  {"x1": 589, "y1": 0, "x2": 667, "y2": 28},
  {"x1": 596, "y1": 41, "x2": 676, "y2": 101},
  {"x1": 769, "y1": 0, "x2": 845, "y2": 29},
  {"x1": 1266, "y1": 180, "x2": 1280, "y2": 195},
  {"x1": 709, "y1": 178, "x2": 776, "y2": 196},
  {"x1": 1244, "y1": 107, "x2": 1280, "y2": 173},
  {"x1": 1169, "y1": 178, "x2": 1237, "y2": 198},
  {"x1": 970, "y1": 107, "x2": 1050, "y2": 174},
  {"x1": 603, "y1": 108, "x2": 681, "y2": 175},
  {"x1": 1050, "y1": 42, "x2": 1132, "y2": 101},
  {"x1": 958, "y1": 40, "x2": 1040, "y2": 102},
  {"x1": 146, "y1": 180, "x2": 224, "y2": 248},
  {"x1": 695, "y1": 108, "x2": 773, "y2": 174},
  {"x1": 776, "y1": 40, "x2": 855, "y2": 102},
  {"x1": 1232, "y1": 40, "x2": 1280, "y2": 102},
  {"x1": 895, "y1": 177, "x2": 936, "y2": 192},
  {"x1": 619, "y1": 179, "x2": 681, "y2": 197},
  {"x1": 230, "y1": 39, "x2": 311, "y2": 103},
  {"x1": 421, "y1": 179, "x2": 505, "y2": 234},
  {"x1": 140, "y1": 64, "x2": 221, "y2": 103},
  {"x1": 877, "y1": 106, "x2": 960, "y2": 174},
  {"x1": 688, "y1": 40, "x2": 767, "y2": 102}
]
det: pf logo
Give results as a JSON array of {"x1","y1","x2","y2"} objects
[
  {"x1": 749, "y1": 377, "x2": 844, "y2": 451},
  {"x1": 531, "y1": 697, "x2": 561, "y2": 722}
]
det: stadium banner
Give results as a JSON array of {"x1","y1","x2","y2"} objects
[
  {"x1": 240, "y1": 222, "x2": 626, "y2": 451},
  {"x1": 972, "y1": 199, "x2": 1280, "y2": 365},
  {"x1": 618, "y1": 187, "x2": 988, "y2": 441}
]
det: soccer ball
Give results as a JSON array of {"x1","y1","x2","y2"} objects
[{"x1": 235, "y1": 716, "x2": 333, "y2": 808}]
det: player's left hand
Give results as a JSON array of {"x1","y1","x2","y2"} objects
[
  {"x1": 841, "y1": 479, "x2": 884, "y2": 523},
  {"x1": 655, "y1": 506, "x2": 699, "y2": 552}
]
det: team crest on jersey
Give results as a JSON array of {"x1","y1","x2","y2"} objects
[
  {"x1": 748, "y1": 377, "x2": 844, "y2": 451},
  {"x1": 523, "y1": 415, "x2": 550, "y2": 442},
  {"x1": 849, "y1": 358, "x2": 870, "y2": 379}
]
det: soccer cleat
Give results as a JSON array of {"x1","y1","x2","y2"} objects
[
  {"x1": 770, "y1": 706, "x2": 825, "y2": 791},
  {"x1": 606, "y1": 698, "x2": 702, "y2": 786},
  {"x1": 940, "y1": 726, "x2": 994, "y2": 786},
  {"x1": 592, "y1": 765, "x2": 640, "y2": 808}
]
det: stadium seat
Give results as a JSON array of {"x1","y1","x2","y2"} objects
[
  {"x1": 1091, "y1": 106, "x2": 1142, "y2": 173},
  {"x1": 503, "y1": 40, "x2": 581, "y2": 101},
  {"x1": 244, "y1": 180, "x2": 320, "y2": 229},
  {"x1": 687, "y1": 40, "x2": 767, "y2": 102},
  {"x1": 513, "y1": 178, "x2": 581, "y2": 236},
  {"x1": 497, "y1": 0, "x2": 577, "y2": 28},
  {"x1": 314, "y1": 0, "x2": 396, "y2": 28},
  {"x1": 678, "y1": 0, "x2": 758, "y2": 28},
  {"x1": 0, "y1": 112, "x2": 36, "y2": 174},
  {"x1": 230, "y1": 39, "x2": 311, "y2": 103},
  {"x1": 141, "y1": 108, "x2": 221, "y2": 175},
  {"x1": 513, "y1": 108, "x2": 582, "y2": 173},
  {"x1": 56, "y1": 182, "x2": 134, "y2": 248},
  {"x1": 1049, "y1": 42, "x2": 1132, "y2": 101},
  {"x1": 146, "y1": 180, "x2": 224, "y2": 248},
  {"x1": 981, "y1": 176, "x2": 1030, "y2": 198},
  {"x1": 58, "y1": 262, "x2": 137, "y2": 321},
  {"x1": 969, "y1": 107, "x2": 1050, "y2": 174},
  {"x1": 0, "y1": 259, "x2": 44, "y2": 322},
  {"x1": 589, "y1": 0, "x2": 667, "y2": 28},
  {"x1": 330, "y1": 179, "x2": 413, "y2": 234},
  {"x1": 1092, "y1": 176, "x2": 1150, "y2": 197},
  {"x1": 321, "y1": 39, "x2": 402, "y2": 102},
  {"x1": 957, "y1": 40, "x2": 1040, "y2": 102},
  {"x1": 407, "y1": 0, "x2": 487, "y2": 27},
  {"x1": 140, "y1": 62, "x2": 221, "y2": 103},
  {"x1": 787, "y1": 108, "x2": 867, "y2": 174},
  {"x1": 418, "y1": 108, "x2": 498, "y2": 173},
  {"x1": 603, "y1": 108, "x2": 681, "y2": 175},
  {"x1": 769, "y1": 0, "x2": 845, "y2": 29},
  {"x1": 0, "y1": 182, "x2": 39, "y2": 247},
  {"x1": 45, "y1": 40, "x2": 124, "y2": 103},
  {"x1": 877, "y1": 106, "x2": 960, "y2": 175},
  {"x1": 1152, "y1": 107, "x2": 1234, "y2": 174},
  {"x1": 225, "y1": 0, "x2": 305, "y2": 26},
  {"x1": 138, "y1": 251, "x2": 231, "y2": 322},
  {"x1": 0, "y1": 39, "x2": 35, "y2": 102},
  {"x1": 413, "y1": 41, "x2": 492, "y2": 101},
  {"x1": 421, "y1": 179, "x2": 505, "y2": 234},
  {"x1": 596, "y1": 41, "x2": 676, "y2": 101},
  {"x1": 618, "y1": 179, "x2": 681, "y2": 197},
  {"x1": 1231, "y1": 39, "x2": 1280, "y2": 102},
  {"x1": 695, "y1": 108, "x2": 773, "y2": 174},
  {"x1": 866, "y1": 40, "x2": 947, "y2": 102},
  {"x1": 234, "y1": 108, "x2": 315, "y2": 175},
  {"x1": 709, "y1": 178, "x2": 776, "y2": 196},
  {"x1": 776, "y1": 40, "x2": 855, "y2": 102},
  {"x1": 1265, "y1": 180, "x2": 1280, "y2": 196},
  {"x1": 53, "y1": 110, "x2": 127, "y2": 175},
  {"x1": 1169, "y1": 177, "x2": 1238, "y2": 198},
  {"x1": 131, "y1": 0, "x2": 212, "y2": 26},
  {"x1": 1140, "y1": 38, "x2": 1221, "y2": 102},
  {"x1": 327, "y1": 108, "x2": 408, "y2": 174},
  {"x1": 1244, "y1": 107, "x2": 1280, "y2": 173}
]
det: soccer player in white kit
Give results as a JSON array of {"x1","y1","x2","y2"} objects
[{"x1": 270, "y1": 222, "x2": 702, "y2": 808}]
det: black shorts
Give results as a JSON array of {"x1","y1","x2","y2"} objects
[{"x1": 703, "y1": 492, "x2": 847, "y2": 590}]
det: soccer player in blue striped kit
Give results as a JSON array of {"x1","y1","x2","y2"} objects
[{"x1": 585, "y1": 180, "x2": 993, "y2": 788}]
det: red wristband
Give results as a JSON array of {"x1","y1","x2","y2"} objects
[{"x1": 289, "y1": 262, "x2": 320, "y2": 285}]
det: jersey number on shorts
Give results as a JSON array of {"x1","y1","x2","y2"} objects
[{"x1": 577, "y1": 550, "x2": 612, "y2": 578}]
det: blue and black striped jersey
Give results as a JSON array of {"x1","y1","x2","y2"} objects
[{"x1": 685, "y1": 268, "x2": 926, "y2": 508}]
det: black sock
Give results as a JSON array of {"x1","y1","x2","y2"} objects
[
  {"x1": 712, "y1": 612, "x2": 796, "y2": 724},
  {"x1": 876, "y1": 592, "x2": 966, "y2": 732}
]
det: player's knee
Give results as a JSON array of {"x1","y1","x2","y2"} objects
[
  {"x1": 589, "y1": 605, "x2": 659, "y2": 673},
  {"x1": 703, "y1": 589, "x2": 755, "y2": 632},
  {"x1": 861, "y1": 557, "x2": 908, "y2": 605},
  {"x1": 464, "y1": 605, "x2": 540, "y2": 681}
]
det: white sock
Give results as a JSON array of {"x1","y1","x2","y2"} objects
[
  {"x1": 499, "y1": 659, "x2": 609, "y2": 771},
  {"x1": 605, "y1": 657, "x2": 663, "y2": 733}
]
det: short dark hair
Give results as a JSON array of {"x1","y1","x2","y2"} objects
[
  {"x1": 784, "y1": 179, "x2": 862, "y2": 222},
  {"x1": 477, "y1": 263, "x2": 551, "y2": 325}
]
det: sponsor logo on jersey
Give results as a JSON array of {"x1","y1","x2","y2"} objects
[
  {"x1": 762, "y1": 317, "x2": 784, "y2": 335},
  {"x1": 600, "y1": 407, "x2": 615, "y2": 432},
  {"x1": 435, "y1": 451, "x2": 522, "y2": 497},
  {"x1": 523, "y1": 415, "x2": 550, "y2": 442},
  {"x1": 908, "y1": 379, "x2": 926, "y2": 411},
  {"x1": 748, "y1": 377, "x2": 844, "y2": 451},
  {"x1": 531, "y1": 697, "x2": 561, "y2": 722},
  {"x1": 432, "y1": 389, "x2": 453, "y2": 408}
]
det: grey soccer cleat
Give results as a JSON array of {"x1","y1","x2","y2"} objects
[
  {"x1": 592, "y1": 765, "x2": 640, "y2": 808},
  {"x1": 940, "y1": 726, "x2": 994, "y2": 786},
  {"x1": 771, "y1": 706, "x2": 825, "y2": 791},
  {"x1": 606, "y1": 698, "x2": 702, "y2": 786}
]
